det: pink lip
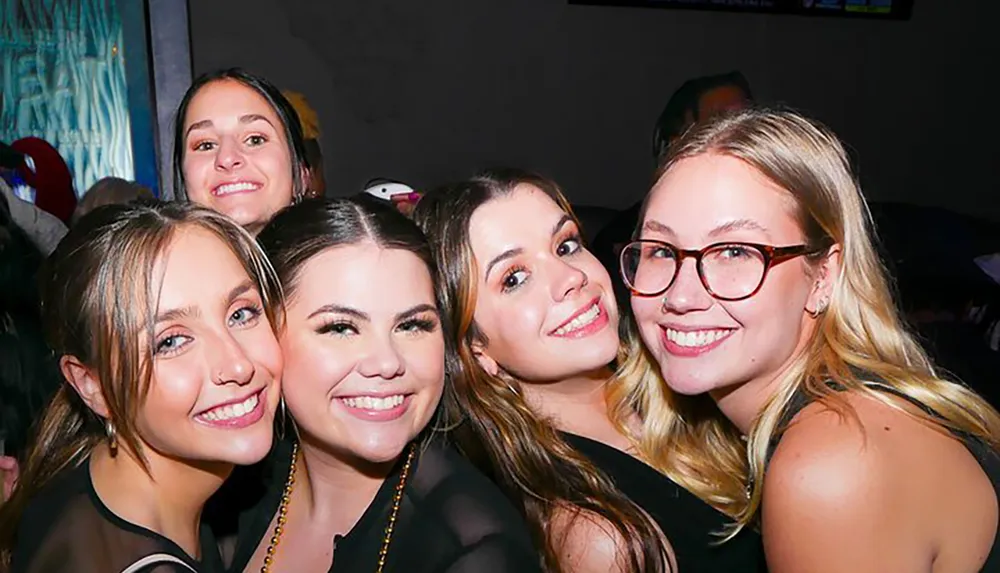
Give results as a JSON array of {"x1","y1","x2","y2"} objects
[
  {"x1": 195, "y1": 389, "x2": 267, "y2": 429},
  {"x1": 337, "y1": 393, "x2": 414, "y2": 422},
  {"x1": 549, "y1": 296, "x2": 607, "y2": 336},
  {"x1": 659, "y1": 325, "x2": 735, "y2": 358},
  {"x1": 211, "y1": 179, "x2": 263, "y2": 197}
]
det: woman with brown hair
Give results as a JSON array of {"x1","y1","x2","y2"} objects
[
  {"x1": 0, "y1": 202, "x2": 284, "y2": 572},
  {"x1": 415, "y1": 169, "x2": 761, "y2": 572},
  {"x1": 220, "y1": 197, "x2": 538, "y2": 573}
]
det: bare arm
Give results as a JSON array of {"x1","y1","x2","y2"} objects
[{"x1": 761, "y1": 406, "x2": 927, "y2": 572}]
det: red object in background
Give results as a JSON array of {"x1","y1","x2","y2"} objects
[{"x1": 11, "y1": 137, "x2": 77, "y2": 225}]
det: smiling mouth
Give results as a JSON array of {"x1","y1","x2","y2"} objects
[
  {"x1": 195, "y1": 389, "x2": 264, "y2": 426},
  {"x1": 212, "y1": 181, "x2": 261, "y2": 196},
  {"x1": 552, "y1": 301, "x2": 602, "y2": 336},
  {"x1": 663, "y1": 328, "x2": 734, "y2": 348},
  {"x1": 340, "y1": 395, "x2": 406, "y2": 411}
]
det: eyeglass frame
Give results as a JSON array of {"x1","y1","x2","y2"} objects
[{"x1": 620, "y1": 239, "x2": 826, "y2": 301}]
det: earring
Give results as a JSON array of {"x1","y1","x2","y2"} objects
[
  {"x1": 808, "y1": 298, "x2": 829, "y2": 318},
  {"x1": 277, "y1": 396, "x2": 288, "y2": 439},
  {"x1": 105, "y1": 418, "x2": 118, "y2": 457}
]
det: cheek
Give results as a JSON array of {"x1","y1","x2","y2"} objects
[
  {"x1": 631, "y1": 297, "x2": 662, "y2": 339},
  {"x1": 239, "y1": 325, "x2": 283, "y2": 376},
  {"x1": 144, "y1": 359, "x2": 204, "y2": 424},
  {"x1": 182, "y1": 156, "x2": 213, "y2": 200},
  {"x1": 280, "y1": 333, "x2": 352, "y2": 407},
  {"x1": 408, "y1": 337, "x2": 446, "y2": 395}
]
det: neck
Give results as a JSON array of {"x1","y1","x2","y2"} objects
[
  {"x1": 89, "y1": 443, "x2": 231, "y2": 559},
  {"x1": 294, "y1": 434, "x2": 399, "y2": 534},
  {"x1": 520, "y1": 365, "x2": 633, "y2": 441}
]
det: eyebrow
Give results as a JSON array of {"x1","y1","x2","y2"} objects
[
  {"x1": 552, "y1": 214, "x2": 573, "y2": 237},
  {"x1": 707, "y1": 219, "x2": 770, "y2": 239},
  {"x1": 307, "y1": 304, "x2": 369, "y2": 321},
  {"x1": 641, "y1": 218, "x2": 770, "y2": 240},
  {"x1": 153, "y1": 280, "x2": 255, "y2": 326},
  {"x1": 395, "y1": 304, "x2": 438, "y2": 323},
  {"x1": 184, "y1": 114, "x2": 276, "y2": 138},
  {"x1": 484, "y1": 248, "x2": 523, "y2": 281},
  {"x1": 642, "y1": 219, "x2": 674, "y2": 237}
]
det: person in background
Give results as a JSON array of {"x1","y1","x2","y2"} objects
[
  {"x1": 72, "y1": 177, "x2": 155, "y2": 225},
  {"x1": 0, "y1": 192, "x2": 61, "y2": 504},
  {"x1": 0, "y1": 177, "x2": 66, "y2": 256},
  {"x1": 592, "y1": 71, "x2": 754, "y2": 313},
  {"x1": 174, "y1": 68, "x2": 311, "y2": 235},
  {"x1": 283, "y1": 90, "x2": 326, "y2": 199},
  {"x1": 7, "y1": 137, "x2": 77, "y2": 226}
]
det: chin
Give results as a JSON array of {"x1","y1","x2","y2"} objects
[
  {"x1": 353, "y1": 435, "x2": 417, "y2": 465},
  {"x1": 218, "y1": 432, "x2": 276, "y2": 465},
  {"x1": 658, "y1": 366, "x2": 723, "y2": 397}
]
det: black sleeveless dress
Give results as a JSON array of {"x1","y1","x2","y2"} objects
[
  {"x1": 766, "y1": 378, "x2": 1000, "y2": 572},
  {"x1": 563, "y1": 432, "x2": 767, "y2": 572}
]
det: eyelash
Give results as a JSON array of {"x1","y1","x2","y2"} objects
[
  {"x1": 499, "y1": 233, "x2": 583, "y2": 293},
  {"x1": 189, "y1": 134, "x2": 267, "y2": 152},
  {"x1": 154, "y1": 304, "x2": 263, "y2": 357},
  {"x1": 316, "y1": 317, "x2": 439, "y2": 337}
]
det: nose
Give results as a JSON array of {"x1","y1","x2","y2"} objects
[
  {"x1": 550, "y1": 259, "x2": 588, "y2": 302},
  {"x1": 661, "y1": 258, "x2": 713, "y2": 314},
  {"x1": 210, "y1": 331, "x2": 255, "y2": 386},
  {"x1": 214, "y1": 136, "x2": 245, "y2": 172},
  {"x1": 356, "y1": 336, "x2": 405, "y2": 380}
]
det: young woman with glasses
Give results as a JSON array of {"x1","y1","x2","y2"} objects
[{"x1": 619, "y1": 108, "x2": 1000, "y2": 572}]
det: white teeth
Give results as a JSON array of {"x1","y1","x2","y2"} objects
[
  {"x1": 341, "y1": 395, "x2": 406, "y2": 411},
  {"x1": 200, "y1": 393, "x2": 259, "y2": 422},
  {"x1": 554, "y1": 304, "x2": 601, "y2": 336},
  {"x1": 215, "y1": 182, "x2": 259, "y2": 195},
  {"x1": 665, "y1": 328, "x2": 731, "y2": 348}
]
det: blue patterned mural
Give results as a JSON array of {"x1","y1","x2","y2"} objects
[{"x1": 1, "y1": 0, "x2": 134, "y2": 197}]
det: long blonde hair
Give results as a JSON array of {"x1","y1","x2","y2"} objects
[
  {"x1": 613, "y1": 108, "x2": 1000, "y2": 533},
  {"x1": 414, "y1": 169, "x2": 672, "y2": 572},
  {"x1": 0, "y1": 202, "x2": 282, "y2": 568}
]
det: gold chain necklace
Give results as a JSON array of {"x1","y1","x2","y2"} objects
[{"x1": 260, "y1": 442, "x2": 418, "y2": 573}]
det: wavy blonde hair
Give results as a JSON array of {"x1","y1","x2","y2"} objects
[{"x1": 611, "y1": 108, "x2": 1000, "y2": 534}]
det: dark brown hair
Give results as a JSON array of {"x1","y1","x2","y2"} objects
[{"x1": 413, "y1": 168, "x2": 671, "y2": 572}]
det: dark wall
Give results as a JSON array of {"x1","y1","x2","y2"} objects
[{"x1": 189, "y1": 0, "x2": 998, "y2": 219}]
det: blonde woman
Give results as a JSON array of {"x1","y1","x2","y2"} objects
[{"x1": 620, "y1": 108, "x2": 1000, "y2": 572}]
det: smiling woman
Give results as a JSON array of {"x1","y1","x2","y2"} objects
[
  {"x1": 173, "y1": 68, "x2": 311, "y2": 235},
  {"x1": 0, "y1": 202, "x2": 284, "y2": 573},
  {"x1": 220, "y1": 197, "x2": 539, "y2": 573}
]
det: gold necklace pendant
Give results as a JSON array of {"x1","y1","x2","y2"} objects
[{"x1": 260, "y1": 442, "x2": 418, "y2": 573}]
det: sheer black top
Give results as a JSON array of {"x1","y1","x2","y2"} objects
[
  {"x1": 563, "y1": 433, "x2": 767, "y2": 573},
  {"x1": 224, "y1": 437, "x2": 540, "y2": 573},
  {"x1": 11, "y1": 459, "x2": 223, "y2": 573}
]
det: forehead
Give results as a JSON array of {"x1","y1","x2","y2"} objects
[
  {"x1": 468, "y1": 185, "x2": 566, "y2": 255},
  {"x1": 290, "y1": 244, "x2": 435, "y2": 309},
  {"x1": 184, "y1": 79, "x2": 282, "y2": 126},
  {"x1": 644, "y1": 154, "x2": 801, "y2": 242},
  {"x1": 155, "y1": 225, "x2": 250, "y2": 307}
]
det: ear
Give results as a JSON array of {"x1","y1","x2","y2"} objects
[
  {"x1": 805, "y1": 244, "x2": 842, "y2": 316},
  {"x1": 60, "y1": 355, "x2": 110, "y2": 419},
  {"x1": 300, "y1": 166, "x2": 316, "y2": 198},
  {"x1": 470, "y1": 340, "x2": 500, "y2": 377}
]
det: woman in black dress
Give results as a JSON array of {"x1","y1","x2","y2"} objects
[
  {"x1": 415, "y1": 170, "x2": 759, "y2": 572},
  {"x1": 0, "y1": 202, "x2": 285, "y2": 572},
  {"x1": 222, "y1": 197, "x2": 538, "y2": 573}
]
